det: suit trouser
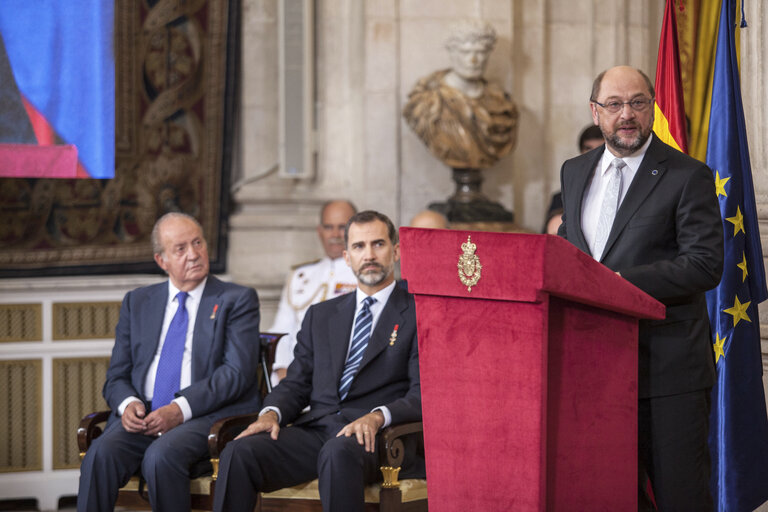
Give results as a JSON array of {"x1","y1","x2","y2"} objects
[
  {"x1": 638, "y1": 389, "x2": 713, "y2": 512},
  {"x1": 77, "y1": 415, "x2": 213, "y2": 512},
  {"x1": 213, "y1": 414, "x2": 382, "y2": 512}
]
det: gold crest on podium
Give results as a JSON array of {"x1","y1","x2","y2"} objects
[{"x1": 457, "y1": 235, "x2": 482, "y2": 292}]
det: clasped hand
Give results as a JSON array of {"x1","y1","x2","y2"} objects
[{"x1": 121, "y1": 401, "x2": 183, "y2": 436}]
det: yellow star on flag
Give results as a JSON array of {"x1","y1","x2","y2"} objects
[
  {"x1": 725, "y1": 206, "x2": 745, "y2": 236},
  {"x1": 713, "y1": 333, "x2": 726, "y2": 364},
  {"x1": 714, "y1": 171, "x2": 730, "y2": 198},
  {"x1": 723, "y1": 295, "x2": 751, "y2": 327},
  {"x1": 737, "y1": 252, "x2": 748, "y2": 282}
]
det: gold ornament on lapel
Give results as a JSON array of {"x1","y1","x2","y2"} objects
[
  {"x1": 389, "y1": 324, "x2": 399, "y2": 346},
  {"x1": 457, "y1": 235, "x2": 482, "y2": 292}
]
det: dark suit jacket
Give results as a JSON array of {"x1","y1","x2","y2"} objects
[
  {"x1": 103, "y1": 275, "x2": 262, "y2": 421},
  {"x1": 558, "y1": 134, "x2": 723, "y2": 398},
  {"x1": 266, "y1": 284, "x2": 421, "y2": 426}
]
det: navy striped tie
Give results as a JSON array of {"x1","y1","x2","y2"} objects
[{"x1": 338, "y1": 296, "x2": 376, "y2": 400}]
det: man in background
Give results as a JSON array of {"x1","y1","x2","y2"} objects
[
  {"x1": 578, "y1": 124, "x2": 606, "y2": 154},
  {"x1": 269, "y1": 200, "x2": 357, "y2": 383},
  {"x1": 409, "y1": 209, "x2": 449, "y2": 229}
]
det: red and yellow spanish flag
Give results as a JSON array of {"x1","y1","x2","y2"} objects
[
  {"x1": 653, "y1": 0, "x2": 688, "y2": 154},
  {"x1": 686, "y1": 0, "x2": 721, "y2": 162}
]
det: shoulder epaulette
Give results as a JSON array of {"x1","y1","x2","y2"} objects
[{"x1": 290, "y1": 258, "x2": 322, "y2": 271}]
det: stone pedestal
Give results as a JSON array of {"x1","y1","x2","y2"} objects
[{"x1": 427, "y1": 167, "x2": 517, "y2": 228}]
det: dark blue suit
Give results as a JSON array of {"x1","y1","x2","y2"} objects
[
  {"x1": 213, "y1": 284, "x2": 421, "y2": 512},
  {"x1": 78, "y1": 276, "x2": 261, "y2": 512}
]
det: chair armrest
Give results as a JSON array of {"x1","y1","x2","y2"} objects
[
  {"x1": 207, "y1": 333, "x2": 285, "y2": 480},
  {"x1": 259, "y1": 332, "x2": 286, "y2": 396},
  {"x1": 379, "y1": 421, "x2": 423, "y2": 469},
  {"x1": 207, "y1": 412, "x2": 261, "y2": 479},
  {"x1": 77, "y1": 410, "x2": 111, "y2": 454}
]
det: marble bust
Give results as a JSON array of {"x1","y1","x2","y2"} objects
[{"x1": 403, "y1": 19, "x2": 518, "y2": 169}]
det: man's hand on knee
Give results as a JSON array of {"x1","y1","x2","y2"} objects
[
  {"x1": 236, "y1": 410, "x2": 281, "y2": 441},
  {"x1": 336, "y1": 411, "x2": 385, "y2": 453},
  {"x1": 144, "y1": 403, "x2": 183, "y2": 436},
  {"x1": 121, "y1": 400, "x2": 148, "y2": 433}
]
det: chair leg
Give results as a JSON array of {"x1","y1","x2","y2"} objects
[{"x1": 378, "y1": 487, "x2": 403, "y2": 512}]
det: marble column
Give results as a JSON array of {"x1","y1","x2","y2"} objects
[{"x1": 741, "y1": 0, "x2": 768, "y2": 441}]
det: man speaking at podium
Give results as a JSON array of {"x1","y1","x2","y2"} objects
[{"x1": 557, "y1": 66, "x2": 723, "y2": 511}]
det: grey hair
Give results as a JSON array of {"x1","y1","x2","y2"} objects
[
  {"x1": 319, "y1": 200, "x2": 357, "y2": 223},
  {"x1": 151, "y1": 212, "x2": 204, "y2": 255}
]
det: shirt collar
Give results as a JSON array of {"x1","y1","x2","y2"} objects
[
  {"x1": 168, "y1": 277, "x2": 207, "y2": 304},
  {"x1": 600, "y1": 134, "x2": 653, "y2": 176},
  {"x1": 355, "y1": 280, "x2": 396, "y2": 307}
]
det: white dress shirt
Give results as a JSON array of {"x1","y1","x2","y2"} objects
[
  {"x1": 581, "y1": 136, "x2": 652, "y2": 259},
  {"x1": 117, "y1": 277, "x2": 207, "y2": 422}
]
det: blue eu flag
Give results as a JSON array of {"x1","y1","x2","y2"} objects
[{"x1": 705, "y1": 1, "x2": 768, "y2": 510}]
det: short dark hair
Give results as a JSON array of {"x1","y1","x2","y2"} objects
[
  {"x1": 590, "y1": 67, "x2": 655, "y2": 102},
  {"x1": 578, "y1": 125, "x2": 603, "y2": 152},
  {"x1": 344, "y1": 210, "x2": 398, "y2": 247}
]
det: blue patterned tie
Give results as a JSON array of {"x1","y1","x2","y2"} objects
[
  {"x1": 152, "y1": 291, "x2": 189, "y2": 410},
  {"x1": 339, "y1": 296, "x2": 376, "y2": 400}
]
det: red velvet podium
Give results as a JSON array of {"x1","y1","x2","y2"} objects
[{"x1": 399, "y1": 228, "x2": 665, "y2": 511}]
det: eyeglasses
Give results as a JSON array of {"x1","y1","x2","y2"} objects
[{"x1": 592, "y1": 98, "x2": 654, "y2": 114}]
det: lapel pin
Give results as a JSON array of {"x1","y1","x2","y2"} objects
[
  {"x1": 210, "y1": 304, "x2": 219, "y2": 320},
  {"x1": 651, "y1": 169, "x2": 659, "y2": 176},
  {"x1": 389, "y1": 324, "x2": 399, "y2": 346}
]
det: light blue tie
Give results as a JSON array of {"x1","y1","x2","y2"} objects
[
  {"x1": 339, "y1": 296, "x2": 376, "y2": 400},
  {"x1": 152, "y1": 291, "x2": 189, "y2": 410},
  {"x1": 593, "y1": 158, "x2": 626, "y2": 259}
]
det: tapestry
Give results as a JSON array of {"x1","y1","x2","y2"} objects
[{"x1": 0, "y1": 0, "x2": 238, "y2": 276}]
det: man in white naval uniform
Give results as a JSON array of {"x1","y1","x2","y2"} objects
[{"x1": 269, "y1": 200, "x2": 358, "y2": 384}]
